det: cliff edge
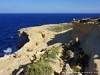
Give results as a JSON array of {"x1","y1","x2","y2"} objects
[
  {"x1": 72, "y1": 18, "x2": 100, "y2": 75},
  {"x1": 0, "y1": 23, "x2": 73, "y2": 75},
  {"x1": 0, "y1": 18, "x2": 100, "y2": 75}
]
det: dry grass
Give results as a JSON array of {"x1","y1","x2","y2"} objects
[{"x1": 47, "y1": 23, "x2": 73, "y2": 32}]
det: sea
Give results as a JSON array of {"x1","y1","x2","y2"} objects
[{"x1": 0, "y1": 13, "x2": 100, "y2": 57}]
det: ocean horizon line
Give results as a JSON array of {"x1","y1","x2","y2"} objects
[{"x1": 0, "y1": 13, "x2": 100, "y2": 14}]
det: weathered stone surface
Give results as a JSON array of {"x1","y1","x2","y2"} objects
[
  {"x1": 60, "y1": 64, "x2": 73, "y2": 75},
  {"x1": 60, "y1": 64, "x2": 82, "y2": 75},
  {"x1": 0, "y1": 23, "x2": 72, "y2": 75}
]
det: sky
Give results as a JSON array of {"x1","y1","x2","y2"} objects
[{"x1": 0, "y1": 0, "x2": 100, "y2": 13}]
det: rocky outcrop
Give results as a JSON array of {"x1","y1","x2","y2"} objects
[
  {"x1": 0, "y1": 23, "x2": 73, "y2": 75},
  {"x1": 60, "y1": 64, "x2": 82, "y2": 75},
  {"x1": 60, "y1": 64, "x2": 74, "y2": 75},
  {"x1": 0, "y1": 18, "x2": 100, "y2": 75},
  {"x1": 72, "y1": 18, "x2": 100, "y2": 75}
]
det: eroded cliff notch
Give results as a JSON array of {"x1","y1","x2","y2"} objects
[{"x1": 17, "y1": 31, "x2": 29, "y2": 49}]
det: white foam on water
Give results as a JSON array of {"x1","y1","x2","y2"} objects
[
  {"x1": 3, "y1": 47, "x2": 12, "y2": 54},
  {"x1": 11, "y1": 36, "x2": 14, "y2": 39}
]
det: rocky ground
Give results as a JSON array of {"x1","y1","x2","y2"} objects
[{"x1": 0, "y1": 23, "x2": 73, "y2": 75}]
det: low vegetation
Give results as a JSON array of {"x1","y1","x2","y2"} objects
[
  {"x1": 65, "y1": 50, "x2": 73, "y2": 58},
  {"x1": 21, "y1": 61, "x2": 53, "y2": 75},
  {"x1": 20, "y1": 46, "x2": 61, "y2": 75},
  {"x1": 72, "y1": 66, "x2": 81, "y2": 72},
  {"x1": 62, "y1": 38, "x2": 90, "y2": 73},
  {"x1": 40, "y1": 46, "x2": 60, "y2": 62},
  {"x1": 47, "y1": 23, "x2": 73, "y2": 32}
]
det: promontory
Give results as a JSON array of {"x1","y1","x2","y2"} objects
[{"x1": 0, "y1": 18, "x2": 100, "y2": 75}]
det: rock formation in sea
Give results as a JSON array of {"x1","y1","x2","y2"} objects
[{"x1": 0, "y1": 18, "x2": 100, "y2": 75}]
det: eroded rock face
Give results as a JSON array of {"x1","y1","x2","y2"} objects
[
  {"x1": 17, "y1": 32, "x2": 29, "y2": 48},
  {"x1": 60, "y1": 64, "x2": 73, "y2": 75},
  {"x1": 72, "y1": 18, "x2": 100, "y2": 75},
  {"x1": 98, "y1": 19, "x2": 100, "y2": 22},
  {"x1": 1, "y1": 19, "x2": 100, "y2": 75},
  {"x1": 60, "y1": 64, "x2": 82, "y2": 75}
]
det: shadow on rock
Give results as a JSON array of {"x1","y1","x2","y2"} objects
[{"x1": 47, "y1": 30, "x2": 73, "y2": 46}]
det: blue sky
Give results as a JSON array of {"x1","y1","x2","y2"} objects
[{"x1": 0, "y1": 0, "x2": 100, "y2": 13}]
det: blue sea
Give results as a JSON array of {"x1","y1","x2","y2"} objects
[{"x1": 0, "y1": 13, "x2": 100, "y2": 57}]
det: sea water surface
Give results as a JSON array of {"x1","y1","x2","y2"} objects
[{"x1": 0, "y1": 13, "x2": 100, "y2": 57}]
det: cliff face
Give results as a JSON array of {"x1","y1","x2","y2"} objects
[
  {"x1": 17, "y1": 32, "x2": 29, "y2": 48},
  {"x1": 72, "y1": 18, "x2": 100, "y2": 75},
  {"x1": 0, "y1": 24, "x2": 73, "y2": 75},
  {"x1": 0, "y1": 18, "x2": 100, "y2": 75}
]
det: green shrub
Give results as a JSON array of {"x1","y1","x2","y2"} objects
[
  {"x1": 21, "y1": 46, "x2": 61, "y2": 75},
  {"x1": 65, "y1": 50, "x2": 72, "y2": 58},
  {"x1": 72, "y1": 66, "x2": 81, "y2": 72},
  {"x1": 23, "y1": 61, "x2": 53, "y2": 75},
  {"x1": 40, "y1": 46, "x2": 60, "y2": 61}
]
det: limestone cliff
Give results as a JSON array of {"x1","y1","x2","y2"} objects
[
  {"x1": 72, "y1": 18, "x2": 100, "y2": 75},
  {"x1": 0, "y1": 23, "x2": 73, "y2": 75},
  {"x1": 0, "y1": 18, "x2": 100, "y2": 75}
]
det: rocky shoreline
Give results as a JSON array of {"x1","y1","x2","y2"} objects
[{"x1": 0, "y1": 18, "x2": 100, "y2": 75}]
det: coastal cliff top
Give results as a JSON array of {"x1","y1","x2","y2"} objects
[
  {"x1": 0, "y1": 17, "x2": 100, "y2": 75},
  {"x1": 73, "y1": 17, "x2": 100, "y2": 25},
  {"x1": 0, "y1": 23, "x2": 73, "y2": 75}
]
